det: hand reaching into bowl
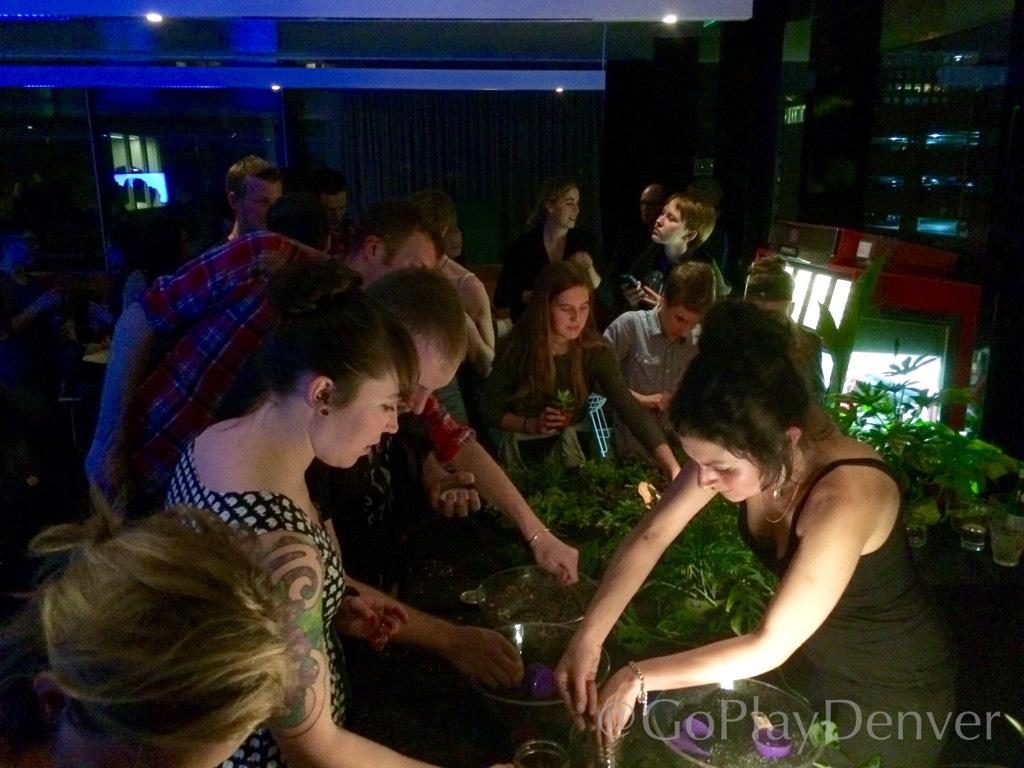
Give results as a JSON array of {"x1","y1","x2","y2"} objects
[
  {"x1": 594, "y1": 665, "x2": 644, "y2": 745},
  {"x1": 555, "y1": 633, "x2": 603, "y2": 730},
  {"x1": 442, "y1": 625, "x2": 524, "y2": 689},
  {"x1": 530, "y1": 530, "x2": 580, "y2": 584}
]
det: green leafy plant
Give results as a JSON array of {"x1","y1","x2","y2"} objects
[
  {"x1": 552, "y1": 388, "x2": 575, "y2": 412},
  {"x1": 807, "y1": 721, "x2": 886, "y2": 767},
  {"x1": 830, "y1": 354, "x2": 1019, "y2": 527},
  {"x1": 513, "y1": 457, "x2": 776, "y2": 653}
]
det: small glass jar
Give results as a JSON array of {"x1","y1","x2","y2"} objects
[
  {"x1": 513, "y1": 739, "x2": 570, "y2": 768},
  {"x1": 959, "y1": 521, "x2": 987, "y2": 552}
]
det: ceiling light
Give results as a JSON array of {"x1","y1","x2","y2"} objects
[
  {"x1": 145, "y1": 12, "x2": 163, "y2": 23},
  {"x1": 662, "y1": 14, "x2": 678, "y2": 24},
  {"x1": 270, "y1": 83, "x2": 282, "y2": 92}
]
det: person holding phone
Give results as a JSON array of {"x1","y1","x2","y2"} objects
[{"x1": 621, "y1": 192, "x2": 728, "y2": 309}]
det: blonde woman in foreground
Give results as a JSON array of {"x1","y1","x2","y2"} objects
[{"x1": 0, "y1": 505, "x2": 295, "y2": 768}]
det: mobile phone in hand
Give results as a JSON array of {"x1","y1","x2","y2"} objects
[{"x1": 618, "y1": 273, "x2": 641, "y2": 289}]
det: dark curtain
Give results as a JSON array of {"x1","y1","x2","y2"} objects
[{"x1": 290, "y1": 89, "x2": 605, "y2": 259}]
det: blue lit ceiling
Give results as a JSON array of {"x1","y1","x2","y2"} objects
[
  {"x1": 2, "y1": 1, "x2": 752, "y2": 22},
  {"x1": 0, "y1": 1, "x2": 751, "y2": 90}
]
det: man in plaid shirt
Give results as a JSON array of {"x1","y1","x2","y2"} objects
[{"x1": 85, "y1": 200, "x2": 438, "y2": 508}]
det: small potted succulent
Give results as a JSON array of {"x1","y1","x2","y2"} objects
[{"x1": 550, "y1": 389, "x2": 576, "y2": 429}]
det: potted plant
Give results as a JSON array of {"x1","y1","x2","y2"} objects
[
  {"x1": 550, "y1": 388, "x2": 576, "y2": 429},
  {"x1": 831, "y1": 355, "x2": 1020, "y2": 544}
]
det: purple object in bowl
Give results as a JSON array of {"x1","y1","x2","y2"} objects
[
  {"x1": 523, "y1": 662, "x2": 557, "y2": 700},
  {"x1": 753, "y1": 726, "x2": 792, "y2": 759},
  {"x1": 669, "y1": 713, "x2": 713, "y2": 757}
]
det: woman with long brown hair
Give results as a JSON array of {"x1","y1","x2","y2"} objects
[{"x1": 482, "y1": 261, "x2": 679, "y2": 476}]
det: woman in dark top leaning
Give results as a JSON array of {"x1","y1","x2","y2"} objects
[
  {"x1": 483, "y1": 261, "x2": 680, "y2": 479},
  {"x1": 557, "y1": 301, "x2": 954, "y2": 768},
  {"x1": 494, "y1": 176, "x2": 599, "y2": 323}
]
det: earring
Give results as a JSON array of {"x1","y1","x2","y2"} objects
[
  {"x1": 319, "y1": 406, "x2": 330, "y2": 416},
  {"x1": 772, "y1": 467, "x2": 789, "y2": 501}
]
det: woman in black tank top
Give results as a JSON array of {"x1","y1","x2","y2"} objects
[{"x1": 557, "y1": 302, "x2": 954, "y2": 768}]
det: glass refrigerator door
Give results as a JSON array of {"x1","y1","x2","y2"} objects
[{"x1": 822, "y1": 312, "x2": 953, "y2": 420}]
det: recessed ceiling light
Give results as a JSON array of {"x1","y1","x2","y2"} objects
[
  {"x1": 145, "y1": 12, "x2": 163, "y2": 23},
  {"x1": 270, "y1": 84, "x2": 282, "y2": 92},
  {"x1": 555, "y1": 87, "x2": 565, "y2": 93},
  {"x1": 662, "y1": 14, "x2": 678, "y2": 24}
]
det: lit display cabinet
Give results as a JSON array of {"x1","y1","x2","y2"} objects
[{"x1": 760, "y1": 221, "x2": 980, "y2": 423}]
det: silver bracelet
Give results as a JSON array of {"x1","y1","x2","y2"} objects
[
  {"x1": 527, "y1": 527, "x2": 549, "y2": 546},
  {"x1": 627, "y1": 660, "x2": 648, "y2": 718}
]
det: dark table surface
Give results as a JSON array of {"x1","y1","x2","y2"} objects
[{"x1": 342, "y1": 512, "x2": 1023, "y2": 768}]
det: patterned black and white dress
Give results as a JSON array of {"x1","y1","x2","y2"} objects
[{"x1": 167, "y1": 444, "x2": 348, "y2": 768}]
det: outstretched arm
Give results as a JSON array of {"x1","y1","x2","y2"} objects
[
  {"x1": 595, "y1": 464, "x2": 893, "y2": 738},
  {"x1": 341, "y1": 576, "x2": 524, "y2": 690},
  {"x1": 449, "y1": 439, "x2": 580, "y2": 583},
  {"x1": 590, "y1": 345, "x2": 680, "y2": 478},
  {"x1": 556, "y1": 464, "x2": 713, "y2": 719},
  {"x1": 84, "y1": 302, "x2": 156, "y2": 502},
  {"x1": 259, "y1": 531, "x2": 443, "y2": 768}
]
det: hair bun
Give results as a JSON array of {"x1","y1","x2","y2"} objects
[
  {"x1": 698, "y1": 300, "x2": 795, "y2": 366},
  {"x1": 268, "y1": 260, "x2": 363, "y2": 318},
  {"x1": 749, "y1": 254, "x2": 788, "y2": 277}
]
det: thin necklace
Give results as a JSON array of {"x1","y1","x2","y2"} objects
[{"x1": 765, "y1": 478, "x2": 803, "y2": 524}]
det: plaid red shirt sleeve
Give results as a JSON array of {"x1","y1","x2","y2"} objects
[
  {"x1": 421, "y1": 394, "x2": 475, "y2": 464},
  {"x1": 140, "y1": 232, "x2": 294, "y2": 333},
  {"x1": 130, "y1": 233, "x2": 327, "y2": 500}
]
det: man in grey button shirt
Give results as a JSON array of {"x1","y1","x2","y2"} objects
[{"x1": 603, "y1": 262, "x2": 716, "y2": 459}]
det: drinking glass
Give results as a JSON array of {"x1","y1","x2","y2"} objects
[{"x1": 989, "y1": 515, "x2": 1024, "y2": 566}]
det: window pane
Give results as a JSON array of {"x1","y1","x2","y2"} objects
[
  {"x1": 0, "y1": 88, "x2": 102, "y2": 268},
  {"x1": 91, "y1": 88, "x2": 283, "y2": 255}
]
